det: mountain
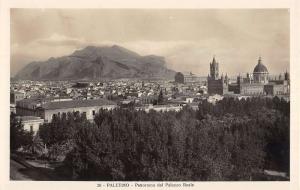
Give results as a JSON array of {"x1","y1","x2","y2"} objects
[{"x1": 15, "y1": 45, "x2": 176, "y2": 80}]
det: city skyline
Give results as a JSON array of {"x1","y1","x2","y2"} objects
[{"x1": 11, "y1": 9, "x2": 289, "y2": 76}]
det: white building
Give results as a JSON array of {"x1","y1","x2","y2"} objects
[
  {"x1": 136, "y1": 104, "x2": 183, "y2": 112},
  {"x1": 16, "y1": 116, "x2": 44, "y2": 135},
  {"x1": 16, "y1": 98, "x2": 118, "y2": 122},
  {"x1": 207, "y1": 94, "x2": 224, "y2": 105}
]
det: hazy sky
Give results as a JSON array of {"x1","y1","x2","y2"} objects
[{"x1": 11, "y1": 9, "x2": 289, "y2": 76}]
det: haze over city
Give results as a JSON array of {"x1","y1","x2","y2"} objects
[{"x1": 11, "y1": 9, "x2": 289, "y2": 76}]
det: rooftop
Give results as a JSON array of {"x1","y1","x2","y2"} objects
[
  {"x1": 16, "y1": 116, "x2": 43, "y2": 121},
  {"x1": 42, "y1": 99, "x2": 117, "y2": 110},
  {"x1": 11, "y1": 91, "x2": 24, "y2": 95},
  {"x1": 253, "y1": 57, "x2": 268, "y2": 73}
]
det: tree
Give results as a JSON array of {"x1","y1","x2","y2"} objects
[
  {"x1": 28, "y1": 131, "x2": 45, "y2": 155},
  {"x1": 44, "y1": 97, "x2": 290, "y2": 180},
  {"x1": 10, "y1": 113, "x2": 33, "y2": 152},
  {"x1": 157, "y1": 90, "x2": 164, "y2": 105}
]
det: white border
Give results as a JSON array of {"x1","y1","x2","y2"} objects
[{"x1": 1, "y1": 0, "x2": 299, "y2": 190}]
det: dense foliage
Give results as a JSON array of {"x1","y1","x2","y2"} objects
[
  {"x1": 39, "y1": 112, "x2": 92, "y2": 160},
  {"x1": 38, "y1": 97, "x2": 289, "y2": 180},
  {"x1": 10, "y1": 113, "x2": 33, "y2": 151}
]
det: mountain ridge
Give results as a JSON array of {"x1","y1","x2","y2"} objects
[{"x1": 15, "y1": 45, "x2": 176, "y2": 80}]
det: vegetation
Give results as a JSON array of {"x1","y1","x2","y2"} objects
[
  {"x1": 31, "y1": 97, "x2": 289, "y2": 180},
  {"x1": 10, "y1": 113, "x2": 33, "y2": 152},
  {"x1": 157, "y1": 89, "x2": 164, "y2": 104}
]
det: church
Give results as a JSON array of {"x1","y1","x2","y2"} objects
[
  {"x1": 207, "y1": 57, "x2": 229, "y2": 95},
  {"x1": 207, "y1": 56, "x2": 290, "y2": 96}
]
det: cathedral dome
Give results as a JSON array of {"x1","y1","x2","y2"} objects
[{"x1": 253, "y1": 57, "x2": 268, "y2": 73}]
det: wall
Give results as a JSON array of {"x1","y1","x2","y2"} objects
[
  {"x1": 184, "y1": 75, "x2": 203, "y2": 83},
  {"x1": 44, "y1": 105, "x2": 117, "y2": 122},
  {"x1": 240, "y1": 83, "x2": 265, "y2": 95},
  {"x1": 272, "y1": 84, "x2": 288, "y2": 95},
  {"x1": 207, "y1": 78, "x2": 227, "y2": 95},
  {"x1": 22, "y1": 119, "x2": 44, "y2": 135},
  {"x1": 10, "y1": 93, "x2": 25, "y2": 104},
  {"x1": 16, "y1": 107, "x2": 38, "y2": 117}
]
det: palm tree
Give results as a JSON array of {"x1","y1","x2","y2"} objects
[{"x1": 28, "y1": 131, "x2": 45, "y2": 156}]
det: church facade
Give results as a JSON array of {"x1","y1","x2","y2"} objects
[
  {"x1": 207, "y1": 56, "x2": 290, "y2": 96},
  {"x1": 207, "y1": 57, "x2": 229, "y2": 95}
]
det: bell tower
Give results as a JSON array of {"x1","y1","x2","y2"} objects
[{"x1": 210, "y1": 56, "x2": 219, "y2": 80}]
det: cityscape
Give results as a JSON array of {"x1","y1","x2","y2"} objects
[{"x1": 9, "y1": 9, "x2": 290, "y2": 181}]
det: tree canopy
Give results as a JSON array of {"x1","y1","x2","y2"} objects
[{"x1": 36, "y1": 97, "x2": 289, "y2": 181}]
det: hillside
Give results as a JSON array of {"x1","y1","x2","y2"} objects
[{"x1": 15, "y1": 45, "x2": 176, "y2": 80}]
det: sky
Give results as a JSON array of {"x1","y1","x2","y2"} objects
[{"x1": 10, "y1": 9, "x2": 289, "y2": 76}]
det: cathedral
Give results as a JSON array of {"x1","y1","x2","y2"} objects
[
  {"x1": 207, "y1": 56, "x2": 290, "y2": 96},
  {"x1": 207, "y1": 57, "x2": 229, "y2": 95}
]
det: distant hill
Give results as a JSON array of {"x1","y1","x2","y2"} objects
[{"x1": 15, "y1": 45, "x2": 176, "y2": 80}]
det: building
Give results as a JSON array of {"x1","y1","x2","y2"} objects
[
  {"x1": 16, "y1": 98, "x2": 117, "y2": 122},
  {"x1": 253, "y1": 57, "x2": 269, "y2": 84},
  {"x1": 138, "y1": 95, "x2": 158, "y2": 104},
  {"x1": 136, "y1": 104, "x2": 183, "y2": 112},
  {"x1": 207, "y1": 57, "x2": 229, "y2": 95},
  {"x1": 207, "y1": 94, "x2": 224, "y2": 104},
  {"x1": 264, "y1": 79, "x2": 290, "y2": 96},
  {"x1": 207, "y1": 56, "x2": 289, "y2": 96},
  {"x1": 16, "y1": 116, "x2": 44, "y2": 135},
  {"x1": 175, "y1": 72, "x2": 204, "y2": 84},
  {"x1": 10, "y1": 104, "x2": 16, "y2": 114},
  {"x1": 174, "y1": 72, "x2": 184, "y2": 83},
  {"x1": 233, "y1": 57, "x2": 290, "y2": 95},
  {"x1": 10, "y1": 91, "x2": 25, "y2": 104}
]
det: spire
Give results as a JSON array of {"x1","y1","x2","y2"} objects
[
  {"x1": 210, "y1": 55, "x2": 219, "y2": 79},
  {"x1": 284, "y1": 69, "x2": 289, "y2": 80},
  {"x1": 225, "y1": 73, "x2": 228, "y2": 84},
  {"x1": 212, "y1": 55, "x2": 216, "y2": 64},
  {"x1": 258, "y1": 56, "x2": 262, "y2": 64}
]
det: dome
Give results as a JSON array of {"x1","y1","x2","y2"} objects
[{"x1": 253, "y1": 57, "x2": 268, "y2": 73}]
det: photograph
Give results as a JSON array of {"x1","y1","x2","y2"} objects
[{"x1": 9, "y1": 8, "x2": 290, "y2": 181}]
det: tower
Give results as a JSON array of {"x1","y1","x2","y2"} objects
[
  {"x1": 207, "y1": 56, "x2": 228, "y2": 95},
  {"x1": 210, "y1": 56, "x2": 219, "y2": 80},
  {"x1": 284, "y1": 70, "x2": 289, "y2": 81},
  {"x1": 225, "y1": 73, "x2": 229, "y2": 85},
  {"x1": 237, "y1": 74, "x2": 241, "y2": 85}
]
